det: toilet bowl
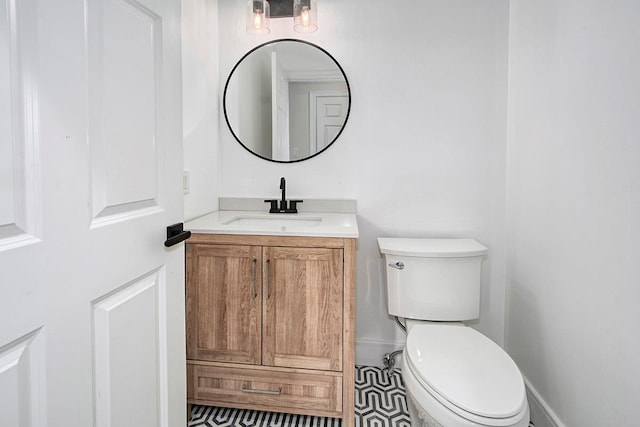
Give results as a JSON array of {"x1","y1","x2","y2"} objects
[
  {"x1": 377, "y1": 238, "x2": 530, "y2": 427},
  {"x1": 401, "y1": 321, "x2": 529, "y2": 427}
]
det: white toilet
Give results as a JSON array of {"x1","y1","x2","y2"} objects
[{"x1": 378, "y1": 238, "x2": 530, "y2": 427}]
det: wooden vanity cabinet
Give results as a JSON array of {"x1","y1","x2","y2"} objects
[{"x1": 186, "y1": 233, "x2": 356, "y2": 426}]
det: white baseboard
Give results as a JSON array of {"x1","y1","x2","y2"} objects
[
  {"x1": 355, "y1": 339, "x2": 405, "y2": 368},
  {"x1": 523, "y1": 376, "x2": 566, "y2": 427}
]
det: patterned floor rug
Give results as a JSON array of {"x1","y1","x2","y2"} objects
[{"x1": 187, "y1": 366, "x2": 411, "y2": 426}]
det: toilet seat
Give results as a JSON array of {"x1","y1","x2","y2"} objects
[{"x1": 405, "y1": 323, "x2": 527, "y2": 423}]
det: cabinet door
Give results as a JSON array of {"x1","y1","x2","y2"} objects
[
  {"x1": 186, "y1": 244, "x2": 262, "y2": 364},
  {"x1": 263, "y1": 246, "x2": 343, "y2": 371}
]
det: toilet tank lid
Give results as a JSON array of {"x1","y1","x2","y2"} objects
[{"x1": 377, "y1": 238, "x2": 488, "y2": 258}]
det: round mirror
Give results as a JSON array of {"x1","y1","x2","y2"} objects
[{"x1": 223, "y1": 39, "x2": 351, "y2": 163}]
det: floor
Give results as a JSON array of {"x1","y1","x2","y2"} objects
[{"x1": 187, "y1": 366, "x2": 411, "y2": 426}]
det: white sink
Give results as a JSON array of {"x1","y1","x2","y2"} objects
[
  {"x1": 185, "y1": 211, "x2": 359, "y2": 238},
  {"x1": 223, "y1": 215, "x2": 322, "y2": 228}
]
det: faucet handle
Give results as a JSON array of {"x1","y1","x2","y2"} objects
[
  {"x1": 264, "y1": 199, "x2": 278, "y2": 213},
  {"x1": 289, "y1": 200, "x2": 303, "y2": 213}
]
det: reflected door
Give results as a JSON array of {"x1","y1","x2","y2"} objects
[
  {"x1": 310, "y1": 92, "x2": 349, "y2": 153},
  {"x1": 271, "y1": 52, "x2": 290, "y2": 161}
]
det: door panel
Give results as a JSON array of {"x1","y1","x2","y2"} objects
[
  {"x1": 263, "y1": 247, "x2": 343, "y2": 371},
  {"x1": 0, "y1": 0, "x2": 41, "y2": 249},
  {"x1": 315, "y1": 95, "x2": 348, "y2": 151},
  {"x1": 92, "y1": 268, "x2": 168, "y2": 427},
  {"x1": 0, "y1": 329, "x2": 46, "y2": 427},
  {"x1": 0, "y1": 0, "x2": 185, "y2": 425},
  {"x1": 88, "y1": 0, "x2": 164, "y2": 225},
  {"x1": 186, "y1": 244, "x2": 262, "y2": 365},
  {"x1": 309, "y1": 92, "x2": 348, "y2": 154}
]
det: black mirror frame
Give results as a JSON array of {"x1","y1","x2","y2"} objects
[{"x1": 222, "y1": 38, "x2": 351, "y2": 163}]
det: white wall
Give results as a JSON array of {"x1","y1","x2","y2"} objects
[
  {"x1": 182, "y1": 0, "x2": 219, "y2": 220},
  {"x1": 184, "y1": 1, "x2": 640, "y2": 424},
  {"x1": 217, "y1": 0, "x2": 510, "y2": 361},
  {"x1": 506, "y1": 1, "x2": 640, "y2": 426}
]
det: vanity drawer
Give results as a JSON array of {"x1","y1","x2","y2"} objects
[{"x1": 187, "y1": 362, "x2": 343, "y2": 417}]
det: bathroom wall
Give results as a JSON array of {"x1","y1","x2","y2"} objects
[
  {"x1": 506, "y1": 1, "x2": 640, "y2": 426},
  {"x1": 216, "y1": 0, "x2": 510, "y2": 363},
  {"x1": 183, "y1": 0, "x2": 220, "y2": 220},
  {"x1": 185, "y1": 1, "x2": 640, "y2": 424}
]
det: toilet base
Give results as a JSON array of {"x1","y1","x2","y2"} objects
[{"x1": 406, "y1": 390, "x2": 444, "y2": 427}]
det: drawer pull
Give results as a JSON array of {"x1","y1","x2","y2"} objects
[{"x1": 241, "y1": 385, "x2": 282, "y2": 395}]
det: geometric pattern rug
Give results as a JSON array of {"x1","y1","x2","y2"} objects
[{"x1": 187, "y1": 366, "x2": 411, "y2": 426}]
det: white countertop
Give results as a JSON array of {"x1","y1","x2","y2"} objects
[{"x1": 185, "y1": 211, "x2": 359, "y2": 238}]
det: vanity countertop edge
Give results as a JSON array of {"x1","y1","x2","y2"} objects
[{"x1": 185, "y1": 210, "x2": 359, "y2": 238}]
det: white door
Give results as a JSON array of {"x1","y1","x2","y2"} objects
[
  {"x1": 0, "y1": 0, "x2": 185, "y2": 426},
  {"x1": 309, "y1": 91, "x2": 349, "y2": 153},
  {"x1": 271, "y1": 51, "x2": 290, "y2": 161}
]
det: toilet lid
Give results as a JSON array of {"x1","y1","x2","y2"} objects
[{"x1": 406, "y1": 324, "x2": 526, "y2": 419}]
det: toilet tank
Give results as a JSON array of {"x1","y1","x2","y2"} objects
[{"x1": 377, "y1": 238, "x2": 488, "y2": 321}]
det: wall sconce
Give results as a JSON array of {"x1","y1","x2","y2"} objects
[
  {"x1": 246, "y1": 0, "x2": 318, "y2": 34},
  {"x1": 293, "y1": 0, "x2": 318, "y2": 33},
  {"x1": 246, "y1": 0, "x2": 271, "y2": 35}
]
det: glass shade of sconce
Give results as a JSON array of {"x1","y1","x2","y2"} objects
[
  {"x1": 246, "y1": 0, "x2": 271, "y2": 34},
  {"x1": 293, "y1": 0, "x2": 318, "y2": 33}
]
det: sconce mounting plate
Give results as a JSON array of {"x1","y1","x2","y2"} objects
[{"x1": 269, "y1": 0, "x2": 293, "y2": 17}]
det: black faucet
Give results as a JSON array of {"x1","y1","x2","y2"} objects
[
  {"x1": 265, "y1": 177, "x2": 303, "y2": 213},
  {"x1": 279, "y1": 177, "x2": 287, "y2": 207}
]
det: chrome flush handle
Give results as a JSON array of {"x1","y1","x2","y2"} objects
[{"x1": 389, "y1": 261, "x2": 405, "y2": 270}]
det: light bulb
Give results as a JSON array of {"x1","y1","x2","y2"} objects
[
  {"x1": 301, "y1": 6, "x2": 310, "y2": 27},
  {"x1": 253, "y1": 9, "x2": 264, "y2": 30},
  {"x1": 246, "y1": 0, "x2": 269, "y2": 34},
  {"x1": 293, "y1": 0, "x2": 317, "y2": 33}
]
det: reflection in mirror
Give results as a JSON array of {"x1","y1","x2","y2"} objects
[{"x1": 223, "y1": 39, "x2": 351, "y2": 163}]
